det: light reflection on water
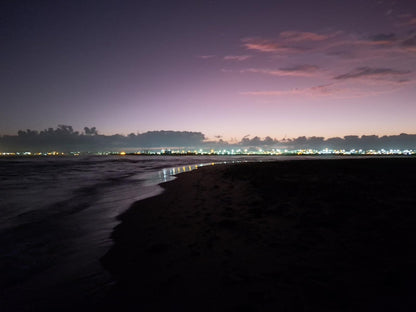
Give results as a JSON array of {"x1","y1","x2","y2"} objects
[
  {"x1": 158, "y1": 160, "x2": 241, "y2": 183},
  {"x1": 159, "y1": 163, "x2": 201, "y2": 182}
]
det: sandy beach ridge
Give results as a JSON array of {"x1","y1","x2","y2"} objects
[{"x1": 101, "y1": 158, "x2": 416, "y2": 311}]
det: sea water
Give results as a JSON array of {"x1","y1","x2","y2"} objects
[{"x1": 0, "y1": 155, "x2": 286, "y2": 311}]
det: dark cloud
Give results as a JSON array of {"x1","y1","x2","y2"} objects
[
  {"x1": 2, "y1": 127, "x2": 416, "y2": 152},
  {"x1": 239, "y1": 136, "x2": 276, "y2": 147},
  {"x1": 0, "y1": 126, "x2": 206, "y2": 152},
  {"x1": 370, "y1": 33, "x2": 397, "y2": 42},
  {"x1": 334, "y1": 67, "x2": 411, "y2": 80},
  {"x1": 402, "y1": 34, "x2": 416, "y2": 47},
  {"x1": 134, "y1": 131, "x2": 205, "y2": 148},
  {"x1": 243, "y1": 64, "x2": 321, "y2": 78},
  {"x1": 279, "y1": 64, "x2": 319, "y2": 73}
]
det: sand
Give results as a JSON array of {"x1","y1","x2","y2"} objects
[{"x1": 101, "y1": 158, "x2": 416, "y2": 311}]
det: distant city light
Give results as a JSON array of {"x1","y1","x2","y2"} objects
[{"x1": 1, "y1": 148, "x2": 415, "y2": 157}]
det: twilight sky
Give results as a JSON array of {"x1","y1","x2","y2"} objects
[{"x1": 1, "y1": 0, "x2": 416, "y2": 141}]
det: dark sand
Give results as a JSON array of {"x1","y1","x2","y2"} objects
[{"x1": 101, "y1": 158, "x2": 416, "y2": 311}]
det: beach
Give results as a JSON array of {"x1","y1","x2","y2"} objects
[{"x1": 101, "y1": 158, "x2": 416, "y2": 311}]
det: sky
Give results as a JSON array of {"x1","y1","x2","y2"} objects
[{"x1": 1, "y1": 0, "x2": 416, "y2": 141}]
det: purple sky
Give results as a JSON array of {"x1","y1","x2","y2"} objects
[{"x1": 1, "y1": 0, "x2": 416, "y2": 141}]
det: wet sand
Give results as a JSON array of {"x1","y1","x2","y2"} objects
[{"x1": 101, "y1": 158, "x2": 416, "y2": 311}]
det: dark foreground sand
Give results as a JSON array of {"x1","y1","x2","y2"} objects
[{"x1": 101, "y1": 158, "x2": 416, "y2": 311}]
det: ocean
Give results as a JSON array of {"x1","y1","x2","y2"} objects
[{"x1": 0, "y1": 155, "x2": 287, "y2": 311}]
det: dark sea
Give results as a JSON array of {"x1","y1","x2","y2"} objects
[{"x1": 0, "y1": 155, "x2": 289, "y2": 311}]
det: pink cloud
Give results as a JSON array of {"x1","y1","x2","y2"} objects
[
  {"x1": 242, "y1": 39, "x2": 285, "y2": 52},
  {"x1": 396, "y1": 15, "x2": 416, "y2": 28},
  {"x1": 336, "y1": 32, "x2": 416, "y2": 57},
  {"x1": 403, "y1": 17, "x2": 416, "y2": 26},
  {"x1": 197, "y1": 55, "x2": 216, "y2": 59},
  {"x1": 241, "y1": 84, "x2": 338, "y2": 97},
  {"x1": 241, "y1": 31, "x2": 340, "y2": 55},
  {"x1": 401, "y1": 34, "x2": 416, "y2": 53},
  {"x1": 241, "y1": 79, "x2": 412, "y2": 99},
  {"x1": 223, "y1": 55, "x2": 252, "y2": 61},
  {"x1": 243, "y1": 65, "x2": 321, "y2": 77},
  {"x1": 403, "y1": 46, "x2": 416, "y2": 53},
  {"x1": 241, "y1": 30, "x2": 415, "y2": 60},
  {"x1": 241, "y1": 38, "x2": 300, "y2": 54},
  {"x1": 235, "y1": 28, "x2": 416, "y2": 100},
  {"x1": 280, "y1": 31, "x2": 330, "y2": 42},
  {"x1": 241, "y1": 90, "x2": 301, "y2": 96}
]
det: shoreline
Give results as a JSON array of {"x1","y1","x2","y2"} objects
[{"x1": 101, "y1": 158, "x2": 416, "y2": 311}]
